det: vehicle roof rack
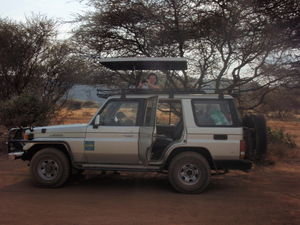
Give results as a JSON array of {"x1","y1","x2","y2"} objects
[
  {"x1": 99, "y1": 57, "x2": 187, "y2": 70},
  {"x1": 96, "y1": 88, "x2": 237, "y2": 99}
]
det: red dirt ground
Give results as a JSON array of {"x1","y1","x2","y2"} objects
[
  {"x1": 1, "y1": 114, "x2": 299, "y2": 225},
  {"x1": 0, "y1": 153, "x2": 300, "y2": 225}
]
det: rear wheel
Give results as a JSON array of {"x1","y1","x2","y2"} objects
[
  {"x1": 168, "y1": 152, "x2": 211, "y2": 194},
  {"x1": 30, "y1": 148, "x2": 70, "y2": 187}
]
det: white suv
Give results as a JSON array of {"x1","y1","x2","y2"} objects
[{"x1": 8, "y1": 58, "x2": 266, "y2": 193}]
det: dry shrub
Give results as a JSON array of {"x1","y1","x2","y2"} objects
[
  {"x1": 267, "y1": 111, "x2": 297, "y2": 121},
  {"x1": 82, "y1": 111, "x2": 93, "y2": 117},
  {"x1": 52, "y1": 107, "x2": 99, "y2": 124},
  {"x1": 82, "y1": 101, "x2": 99, "y2": 108},
  {"x1": 267, "y1": 127, "x2": 296, "y2": 148},
  {"x1": 267, "y1": 127, "x2": 298, "y2": 161},
  {"x1": 65, "y1": 100, "x2": 83, "y2": 110},
  {"x1": 267, "y1": 143, "x2": 299, "y2": 161},
  {"x1": 64, "y1": 100, "x2": 99, "y2": 111},
  {"x1": 51, "y1": 108, "x2": 74, "y2": 125}
]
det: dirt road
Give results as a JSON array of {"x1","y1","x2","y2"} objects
[{"x1": 0, "y1": 154, "x2": 300, "y2": 225}]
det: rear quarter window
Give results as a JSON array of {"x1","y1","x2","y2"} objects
[{"x1": 192, "y1": 99, "x2": 238, "y2": 127}]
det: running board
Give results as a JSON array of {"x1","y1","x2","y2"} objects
[{"x1": 81, "y1": 164, "x2": 161, "y2": 172}]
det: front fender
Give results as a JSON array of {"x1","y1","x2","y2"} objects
[
  {"x1": 23, "y1": 143, "x2": 35, "y2": 151},
  {"x1": 9, "y1": 140, "x2": 75, "y2": 164}
]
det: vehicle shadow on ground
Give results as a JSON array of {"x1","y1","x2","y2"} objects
[
  {"x1": 68, "y1": 172, "x2": 174, "y2": 193},
  {"x1": 66, "y1": 171, "x2": 244, "y2": 194},
  {"x1": 0, "y1": 171, "x2": 249, "y2": 196}
]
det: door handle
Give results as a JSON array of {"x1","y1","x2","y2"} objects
[{"x1": 214, "y1": 134, "x2": 228, "y2": 140}]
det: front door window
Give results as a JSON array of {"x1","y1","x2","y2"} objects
[{"x1": 100, "y1": 101, "x2": 139, "y2": 126}]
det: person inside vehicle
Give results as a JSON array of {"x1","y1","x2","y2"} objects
[
  {"x1": 208, "y1": 105, "x2": 230, "y2": 125},
  {"x1": 114, "y1": 111, "x2": 134, "y2": 126},
  {"x1": 138, "y1": 73, "x2": 160, "y2": 89}
]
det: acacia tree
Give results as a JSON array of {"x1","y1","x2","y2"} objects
[
  {"x1": 74, "y1": 0, "x2": 300, "y2": 109},
  {"x1": 0, "y1": 17, "x2": 86, "y2": 127},
  {"x1": 258, "y1": 88, "x2": 300, "y2": 119}
]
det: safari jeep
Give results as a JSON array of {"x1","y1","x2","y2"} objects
[{"x1": 7, "y1": 58, "x2": 266, "y2": 193}]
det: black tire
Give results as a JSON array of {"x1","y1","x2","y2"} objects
[
  {"x1": 243, "y1": 114, "x2": 268, "y2": 161},
  {"x1": 168, "y1": 152, "x2": 211, "y2": 194},
  {"x1": 30, "y1": 148, "x2": 70, "y2": 188},
  {"x1": 253, "y1": 115, "x2": 267, "y2": 159},
  {"x1": 243, "y1": 115, "x2": 256, "y2": 160},
  {"x1": 244, "y1": 128, "x2": 255, "y2": 160}
]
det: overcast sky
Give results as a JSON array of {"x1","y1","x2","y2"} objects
[{"x1": 0, "y1": 0, "x2": 88, "y2": 38}]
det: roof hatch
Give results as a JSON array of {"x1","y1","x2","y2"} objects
[{"x1": 99, "y1": 57, "x2": 187, "y2": 70}]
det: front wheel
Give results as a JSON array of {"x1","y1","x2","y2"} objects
[
  {"x1": 168, "y1": 152, "x2": 211, "y2": 194},
  {"x1": 30, "y1": 148, "x2": 70, "y2": 187}
]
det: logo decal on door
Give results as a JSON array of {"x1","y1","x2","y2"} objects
[{"x1": 84, "y1": 141, "x2": 95, "y2": 151}]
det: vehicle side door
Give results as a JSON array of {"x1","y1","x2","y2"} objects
[
  {"x1": 186, "y1": 99, "x2": 243, "y2": 160},
  {"x1": 85, "y1": 99, "x2": 143, "y2": 164}
]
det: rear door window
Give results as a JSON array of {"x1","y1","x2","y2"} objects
[{"x1": 156, "y1": 101, "x2": 182, "y2": 126}]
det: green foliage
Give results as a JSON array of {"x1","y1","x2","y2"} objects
[
  {"x1": 0, "y1": 16, "x2": 89, "y2": 129},
  {"x1": 0, "y1": 93, "x2": 55, "y2": 128},
  {"x1": 267, "y1": 127, "x2": 296, "y2": 148}
]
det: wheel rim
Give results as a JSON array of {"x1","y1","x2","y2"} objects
[
  {"x1": 37, "y1": 159, "x2": 60, "y2": 181},
  {"x1": 178, "y1": 163, "x2": 201, "y2": 185}
]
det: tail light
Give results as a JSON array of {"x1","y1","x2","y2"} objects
[{"x1": 240, "y1": 140, "x2": 246, "y2": 159}]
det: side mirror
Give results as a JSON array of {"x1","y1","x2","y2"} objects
[{"x1": 93, "y1": 114, "x2": 101, "y2": 128}]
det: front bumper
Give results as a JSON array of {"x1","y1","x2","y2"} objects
[
  {"x1": 8, "y1": 151, "x2": 24, "y2": 160},
  {"x1": 7, "y1": 127, "x2": 33, "y2": 160}
]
